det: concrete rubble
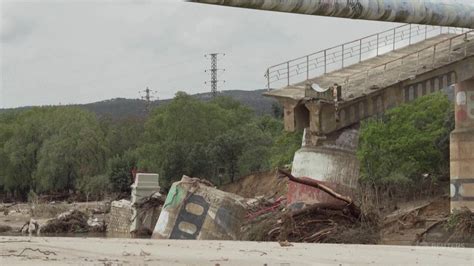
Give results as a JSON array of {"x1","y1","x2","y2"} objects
[
  {"x1": 106, "y1": 173, "x2": 163, "y2": 237},
  {"x1": 107, "y1": 199, "x2": 132, "y2": 235},
  {"x1": 152, "y1": 175, "x2": 247, "y2": 240},
  {"x1": 130, "y1": 173, "x2": 161, "y2": 234},
  {"x1": 40, "y1": 209, "x2": 105, "y2": 234}
]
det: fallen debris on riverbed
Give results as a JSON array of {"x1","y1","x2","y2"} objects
[
  {"x1": 41, "y1": 210, "x2": 105, "y2": 234},
  {"x1": 241, "y1": 169, "x2": 378, "y2": 244},
  {"x1": 152, "y1": 175, "x2": 247, "y2": 240},
  {"x1": 20, "y1": 219, "x2": 40, "y2": 235}
]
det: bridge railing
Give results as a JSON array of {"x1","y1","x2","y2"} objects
[
  {"x1": 343, "y1": 30, "x2": 474, "y2": 91},
  {"x1": 265, "y1": 24, "x2": 471, "y2": 89}
]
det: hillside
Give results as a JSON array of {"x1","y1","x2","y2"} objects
[{"x1": 1, "y1": 90, "x2": 278, "y2": 119}]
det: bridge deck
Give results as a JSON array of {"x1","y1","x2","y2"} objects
[
  {"x1": 267, "y1": 33, "x2": 473, "y2": 102},
  {"x1": 266, "y1": 31, "x2": 474, "y2": 135}
]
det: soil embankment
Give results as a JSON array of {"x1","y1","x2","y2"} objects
[{"x1": 221, "y1": 170, "x2": 287, "y2": 198}]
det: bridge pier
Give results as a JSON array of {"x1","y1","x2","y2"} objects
[
  {"x1": 288, "y1": 128, "x2": 360, "y2": 205},
  {"x1": 451, "y1": 78, "x2": 474, "y2": 212}
]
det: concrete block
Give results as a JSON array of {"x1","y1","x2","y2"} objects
[
  {"x1": 131, "y1": 173, "x2": 160, "y2": 233},
  {"x1": 107, "y1": 200, "x2": 132, "y2": 235},
  {"x1": 152, "y1": 176, "x2": 246, "y2": 240}
]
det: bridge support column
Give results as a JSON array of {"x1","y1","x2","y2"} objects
[
  {"x1": 288, "y1": 128, "x2": 360, "y2": 205},
  {"x1": 451, "y1": 78, "x2": 474, "y2": 212}
]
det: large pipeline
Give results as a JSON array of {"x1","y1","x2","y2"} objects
[{"x1": 188, "y1": 0, "x2": 474, "y2": 29}]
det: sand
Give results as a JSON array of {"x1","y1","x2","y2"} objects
[{"x1": 0, "y1": 236, "x2": 472, "y2": 265}]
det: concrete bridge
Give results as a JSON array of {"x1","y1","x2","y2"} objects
[
  {"x1": 264, "y1": 24, "x2": 474, "y2": 209},
  {"x1": 189, "y1": 0, "x2": 474, "y2": 211}
]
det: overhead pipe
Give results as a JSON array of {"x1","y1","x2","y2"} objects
[{"x1": 187, "y1": 0, "x2": 474, "y2": 29}]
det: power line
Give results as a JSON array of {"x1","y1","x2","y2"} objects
[
  {"x1": 205, "y1": 53, "x2": 225, "y2": 97},
  {"x1": 139, "y1": 87, "x2": 158, "y2": 114}
]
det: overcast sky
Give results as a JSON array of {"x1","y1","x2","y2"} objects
[{"x1": 0, "y1": 0, "x2": 399, "y2": 108}]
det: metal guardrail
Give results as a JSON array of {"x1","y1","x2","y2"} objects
[
  {"x1": 344, "y1": 30, "x2": 474, "y2": 90},
  {"x1": 265, "y1": 24, "x2": 471, "y2": 89}
]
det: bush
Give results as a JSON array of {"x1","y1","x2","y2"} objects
[
  {"x1": 270, "y1": 131, "x2": 303, "y2": 168},
  {"x1": 77, "y1": 174, "x2": 110, "y2": 201}
]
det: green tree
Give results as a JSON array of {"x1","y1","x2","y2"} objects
[
  {"x1": 34, "y1": 108, "x2": 108, "y2": 192},
  {"x1": 357, "y1": 93, "x2": 453, "y2": 192},
  {"x1": 137, "y1": 93, "x2": 276, "y2": 189},
  {"x1": 77, "y1": 174, "x2": 110, "y2": 201},
  {"x1": 107, "y1": 151, "x2": 138, "y2": 194},
  {"x1": 100, "y1": 116, "x2": 144, "y2": 157},
  {"x1": 1, "y1": 108, "x2": 52, "y2": 196},
  {"x1": 271, "y1": 102, "x2": 284, "y2": 119},
  {"x1": 270, "y1": 131, "x2": 303, "y2": 168},
  {"x1": 208, "y1": 131, "x2": 246, "y2": 183},
  {"x1": 0, "y1": 111, "x2": 20, "y2": 194}
]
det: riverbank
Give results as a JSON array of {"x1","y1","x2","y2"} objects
[{"x1": 0, "y1": 236, "x2": 472, "y2": 265}]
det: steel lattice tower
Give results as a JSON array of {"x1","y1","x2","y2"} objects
[
  {"x1": 139, "y1": 87, "x2": 158, "y2": 114},
  {"x1": 205, "y1": 53, "x2": 225, "y2": 97}
]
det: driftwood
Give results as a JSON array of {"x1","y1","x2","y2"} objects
[
  {"x1": 20, "y1": 219, "x2": 40, "y2": 235},
  {"x1": 415, "y1": 219, "x2": 447, "y2": 244},
  {"x1": 278, "y1": 169, "x2": 352, "y2": 204},
  {"x1": 277, "y1": 169, "x2": 361, "y2": 218},
  {"x1": 2, "y1": 202, "x2": 18, "y2": 209},
  {"x1": 291, "y1": 203, "x2": 351, "y2": 217}
]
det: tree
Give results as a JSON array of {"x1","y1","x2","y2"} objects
[
  {"x1": 77, "y1": 174, "x2": 109, "y2": 202},
  {"x1": 34, "y1": 108, "x2": 108, "y2": 193},
  {"x1": 1, "y1": 108, "x2": 52, "y2": 197},
  {"x1": 271, "y1": 102, "x2": 284, "y2": 119},
  {"x1": 108, "y1": 151, "x2": 138, "y2": 195},
  {"x1": 208, "y1": 131, "x2": 246, "y2": 183},
  {"x1": 100, "y1": 116, "x2": 145, "y2": 157},
  {"x1": 137, "y1": 93, "x2": 276, "y2": 189},
  {"x1": 0, "y1": 111, "x2": 20, "y2": 194},
  {"x1": 357, "y1": 92, "x2": 453, "y2": 193},
  {"x1": 270, "y1": 131, "x2": 303, "y2": 168}
]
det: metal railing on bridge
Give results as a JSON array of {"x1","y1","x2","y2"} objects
[
  {"x1": 344, "y1": 30, "x2": 474, "y2": 91},
  {"x1": 265, "y1": 24, "x2": 471, "y2": 89}
]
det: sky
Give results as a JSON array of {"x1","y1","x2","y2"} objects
[{"x1": 0, "y1": 0, "x2": 399, "y2": 108}]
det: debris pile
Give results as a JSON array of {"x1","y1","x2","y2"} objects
[
  {"x1": 246, "y1": 196, "x2": 285, "y2": 221},
  {"x1": 20, "y1": 219, "x2": 40, "y2": 235},
  {"x1": 130, "y1": 173, "x2": 161, "y2": 237},
  {"x1": 41, "y1": 210, "x2": 105, "y2": 234},
  {"x1": 133, "y1": 192, "x2": 165, "y2": 211},
  {"x1": 0, "y1": 203, "x2": 18, "y2": 216},
  {"x1": 241, "y1": 195, "x2": 285, "y2": 240},
  {"x1": 0, "y1": 224, "x2": 12, "y2": 233},
  {"x1": 271, "y1": 203, "x2": 375, "y2": 243},
  {"x1": 417, "y1": 205, "x2": 474, "y2": 246},
  {"x1": 242, "y1": 169, "x2": 379, "y2": 244},
  {"x1": 449, "y1": 208, "x2": 474, "y2": 237},
  {"x1": 131, "y1": 192, "x2": 165, "y2": 237}
]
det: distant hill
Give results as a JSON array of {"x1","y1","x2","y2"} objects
[{"x1": 0, "y1": 90, "x2": 278, "y2": 120}]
